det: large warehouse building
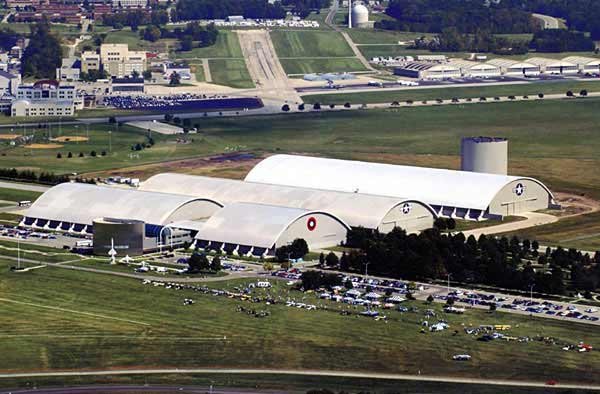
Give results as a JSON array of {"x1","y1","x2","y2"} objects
[
  {"x1": 140, "y1": 173, "x2": 436, "y2": 233},
  {"x1": 245, "y1": 155, "x2": 557, "y2": 219}
]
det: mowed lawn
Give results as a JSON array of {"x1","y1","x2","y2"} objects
[
  {"x1": 0, "y1": 260, "x2": 598, "y2": 384},
  {"x1": 280, "y1": 57, "x2": 367, "y2": 74},
  {"x1": 347, "y1": 29, "x2": 434, "y2": 44},
  {"x1": 502, "y1": 211, "x2": 600, "y2": 251},
  {"x1": 302, "y1": 80, "x2": 600, "y2": 104},
  {"x1": 208, "y1": 59, "x2": 254, "y2": 88},
  {"x1": 173, "y1": 31, "x2": 244, "y2": 59},
  {"x1": 270, "y1": 30, "x2": 354, "y2": 58},
  {"x1": 0, "y1": 124, "x2": 217, "y2": 175},
  {"x1": 0, "y1": 188, "x2": 42, "y2": 203}
]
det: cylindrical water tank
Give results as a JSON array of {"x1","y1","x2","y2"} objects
[
  {"x1": 460, "y1": 136, "x2": 508, "y2": 175},
  {"x1": 351, "y1": 4, "x2": 369, "y2": 28}
]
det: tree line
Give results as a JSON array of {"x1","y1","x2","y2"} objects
[
  {"x1": 0, "y1": 168, "x2": 69, "y2": 185},
  {"x1": 329, "y1": 227, "x2": 600, "y2": 296},
  {"x1": 171, "y1": 0, "x2": 286, "y2": 22},
  {"x1": 378, "y1": 0, "x2": 537, "y2": 34},
  {"x1": 101, "y1": 9, "x2": 169, "y2": 30},
  {"x1": 0, "y1": 28, "x2": 22, "y2": 51}
]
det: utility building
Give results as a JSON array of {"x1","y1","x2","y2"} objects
[{"x1": 526, "y1": 57, "x2": 578, "y2": 75}]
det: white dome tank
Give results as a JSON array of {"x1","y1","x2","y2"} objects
[
  {"x1": 460, "y1": 136, "x2": 508, "y2": 175},
  {"x1": 351, "y1": 4, "x2": 369, "y2": 28}
]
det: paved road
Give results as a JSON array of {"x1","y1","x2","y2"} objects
[
  {"x1": 0, "y1": 368, "x2": 599, "y2": 390},
  {"x1": 202, "y1": 58, "x2": 212, "y2": 83},
  {"x1": 532, "y1": 13, "x2": 562, "y2": 29},
  {"x1": 0, "y1": 181, "x2": 49, "y2": 192},
  {"x1": 461, "y1": 212, "x2": 558, "y2": 238}
]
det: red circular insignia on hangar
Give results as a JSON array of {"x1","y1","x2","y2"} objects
[{"x1": 307, "y1": 216, "x2": 317, "y2": 231}]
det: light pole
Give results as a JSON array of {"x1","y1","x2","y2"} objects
[
  {"x1": 108, "y1": 130, "x2": 112, "y2": 152},
  {"x1": 447, "y1": 273, "x2": 451, "y2": 294},
  {"x1": 529, "y1": 284, "x2": 535, "y2": 305},
  {"x1": 17, "y1": 236, "x2": 21, "y2": 270}
]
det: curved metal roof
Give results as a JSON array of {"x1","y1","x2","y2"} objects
[
  {"x1": 140, "y1": 173, "x2": 436, "y2": 229},
  {"x1": 194, "y1": 202, "x2": 348, "y2": 249},
  {"x1": 26, "y1": 183, "x2": 222, "y2": 226},
  {"x1": 526, "y1": 57, "x2": 576, "y2": 67},
  {"x1": 244, "y1": 155, "x2": 553, "y2": 211}
]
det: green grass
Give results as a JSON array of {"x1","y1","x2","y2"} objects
[
  {"x1": 280, "y1": 57, "x2": 367, "y2": 74},
  {"x1": 501, "y1": 211, "x2": 600, "y2": 251},
  {"x1": 347, "y1": 29, "x2": 433, "y2": 44},
  {"x1": 208, "y1": 59, "x2": 254, "y2": 88},
  {"x1": 190, "y1": 63, "x2": 205, "y2": 82},
  {"x1": 173, "y1": 31, "x2": 243, "y2": 59},
  {"x1": 1, "y1": 373, "x2": 594, "y2": 393},
  {"x1": 0, "y1": 188, "x2": 42, "y2": 203},
  {"x1": 302, "y1": 80, "x2": 600, "y2": 104},
  {"x1": 271, "y1": 30, "x2": 354, "y2": 58},
  {"x1": 0, "y1": 260, "x2": 598, "y2": 384}
]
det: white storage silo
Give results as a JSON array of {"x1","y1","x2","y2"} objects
[
  {"x1": 460, "y1": 136, "x2": 508, "y2": 175},
  {"x1": 351, "y1": 4, "x2": 369, "y2": 28}
]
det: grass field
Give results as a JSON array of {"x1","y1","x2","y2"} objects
[
  {"x1": 0, "y1": 259, "x2": 598, "y2": 384},
  {"x1": 302, "y1": 80, "x2": 600, "y2": 104},
  {"x1": 1, "y1": 373, "x2": 595, "y2": 393},
  {"x1": 0, "y1": 187, "x2": 42, "y2": 203},
  {"x1": 280, "y1": 57, "x2": 368, "y2": 74},
  {"x1": 208, "y1": 59, "x2": 254, "y2": 88},
  {"x1": 0, "y1": 123, "x2": 216, "y2": 175},
  {"x1": 271, "y1": 30, "x2": 354, "y2": 58},
  {"x1": 104, "y1": 29, "x2": 179, "y2": 53},
  {"x1": 190, "y1": 63, "x2": 205, "y2": 82},
  {"x1": 347, "y1": 29, "x2": 434, "y2": 44},
  {"x1": 502, "y1": 211, "x2": 600, "y2": 250},
  {"x1": 173, "y1": 31, "x2": 244, "y2": 59}
]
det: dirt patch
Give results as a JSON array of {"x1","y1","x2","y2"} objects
[
  {"x1": 83, "y1": 152, "x2": 262, "y2": 180},
  {"x1": 0, "y1": 134, "x2": 20, "y2": 140},
  {"x1": 50, "y1": 136, "x2": 89, "y2": 142},
  {"x1": 26, "y1": 143, "x2": 64, "y2": 149},
  {"x1": 553, "y1": 192, "x2": 600, "y2": 217}
]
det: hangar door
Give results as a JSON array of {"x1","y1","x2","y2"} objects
[{"x1": 499, "y1": 197, "x2": 538, "y2": 216}]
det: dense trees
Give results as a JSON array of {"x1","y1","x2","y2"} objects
[
  {"x1": 275, "y1": 238, "x2": 309, "y2": 262},
  {"x1": 281, "y1": 0, "x2": 331, "y2": 18},
  {"x1": 530, "y1": 29, "x2": 594, "y2": 52},
  {"x1": 411, "y1": 28, "x2": 529, "y2": 54},
  {"x1": 171, "y1": 0, "x2": 286, "y2": 22},
  {"x1": 21, "y1": 20, "x2": 62, "y2": 78},
  {"x1": 0, "y1": 28, "x2": 22, "y2": 51},
  {"x1": 378, "y1": 0, "x2": 537, "y2": 34},
  {"x1": 519, "y1": 0, "x2": 600, "y2": 39},
  {"x1": 145, "y1": 23, "x2": 219, "y2": 50},
  {"x1": 301, "y1": 270, "x2": 342, "y2": 290},
  {"x1": 340, "y1": 227, "x2": 600, "y2": 296},
  {"x1": 0, "y1": 168, "x2": 68, "y2": 185}
]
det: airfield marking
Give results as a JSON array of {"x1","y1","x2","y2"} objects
[{"x1": 0, "y1": 298, "x2": 151, "y2": 326}]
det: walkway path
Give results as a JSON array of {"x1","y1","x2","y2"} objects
[
  {"x1": 461, "y1": 212, "x2": 559, "y2": 238},
  {"x1": 202, "y1": 58, "x2": 212, "y2": 83}
]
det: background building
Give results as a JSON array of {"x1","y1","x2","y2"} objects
[
  {"x1": 11, "y1": 99, "x2": 74, "y2": 117},
  {"x1": 100, "y1": 44, "x2": 147, "y2": 77},
  {"x1": 0, "y1": 71, "x2": 20, "y2": 96},
  {"x1": 81, "y1": 51, "x2": 101, "y2": 73}
]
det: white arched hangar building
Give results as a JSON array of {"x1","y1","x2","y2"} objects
[
  {"x1": 245, "y1": 155, "x2": 558, "y2": 220},
  {"x1": 140, "y1": 173, "x2": 437, "y2": 234}
]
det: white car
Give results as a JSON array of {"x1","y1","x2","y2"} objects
[{"x1": 585, "y1": 308, "x2": 598, "y2": 313}]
